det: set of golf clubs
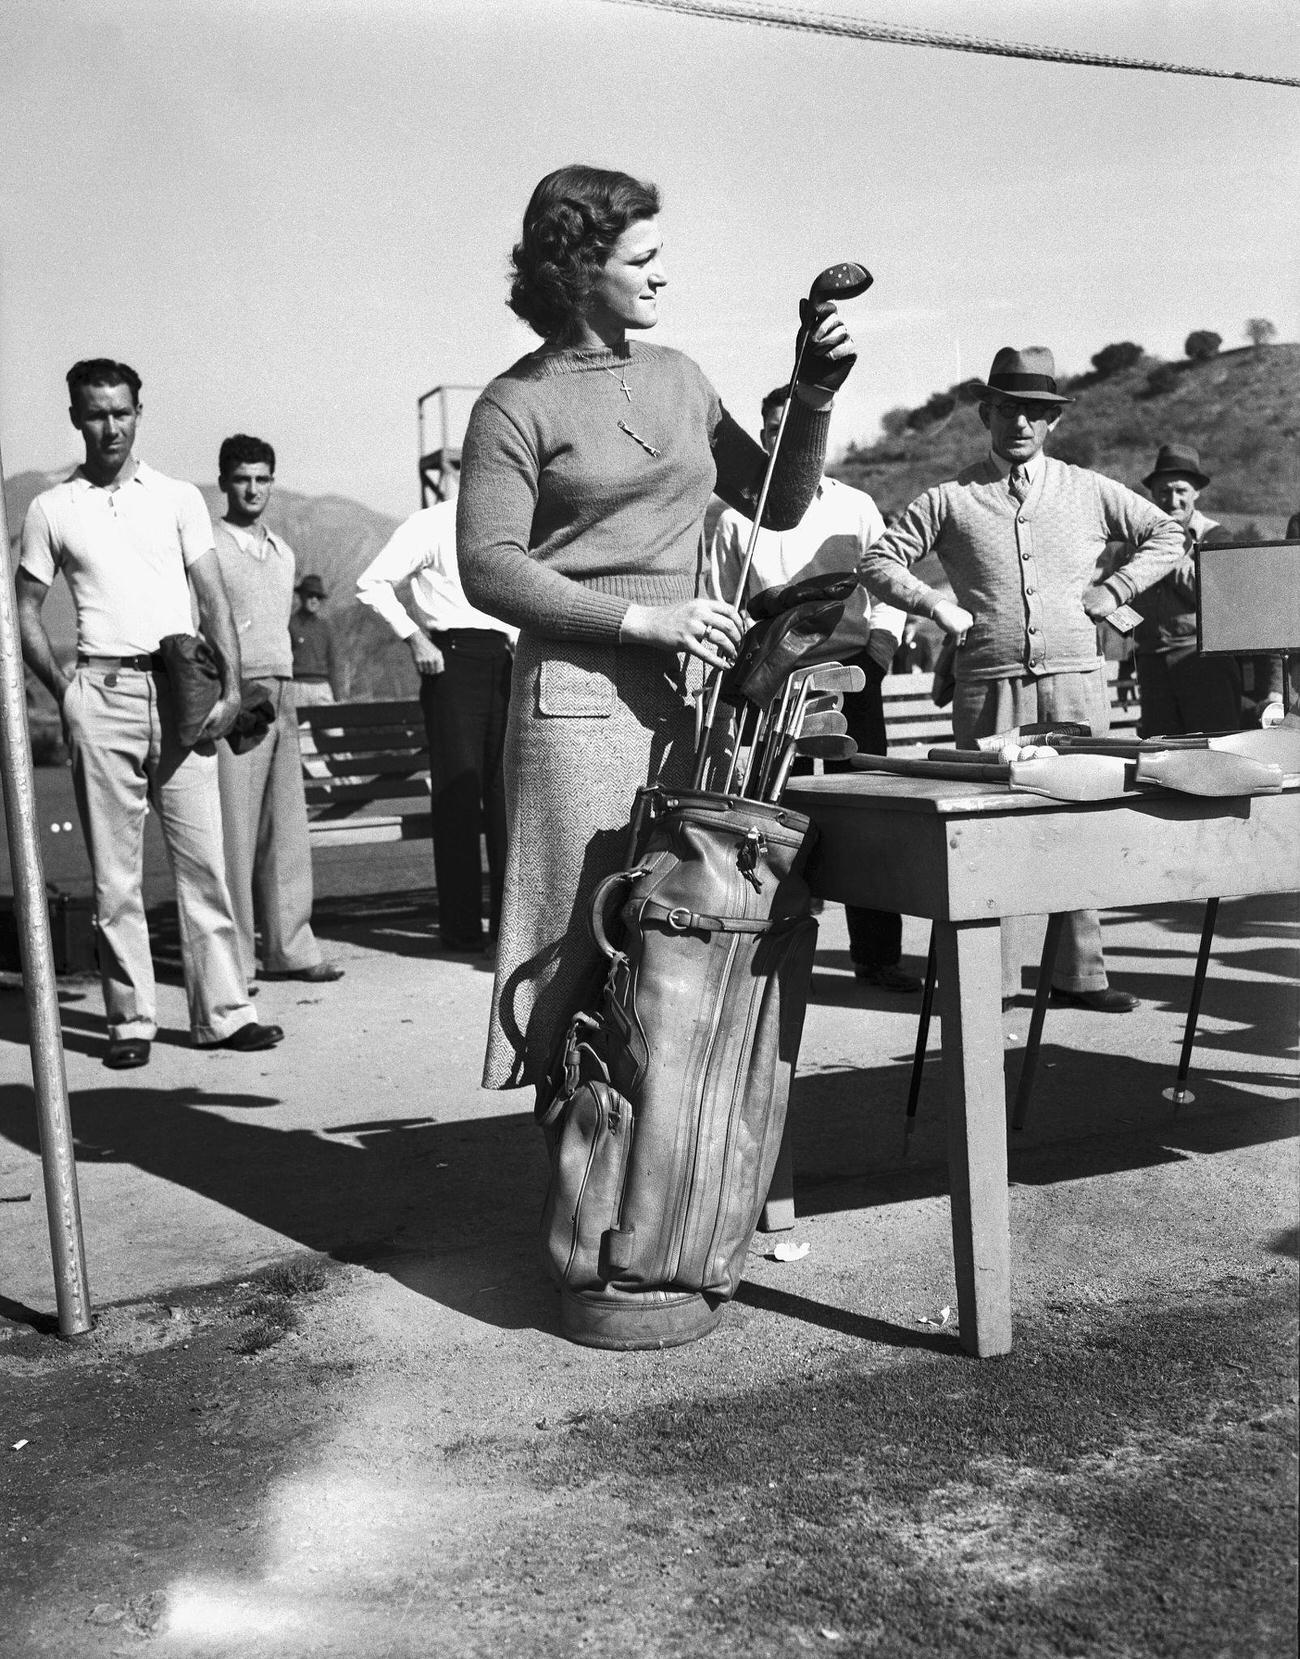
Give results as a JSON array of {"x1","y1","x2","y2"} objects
[
  {"x1": 687, "y1": 259, "x2": 873, "y2": 805},
  {"x1": 702, "y1": 658, "x2": 864, "y2": 803}
]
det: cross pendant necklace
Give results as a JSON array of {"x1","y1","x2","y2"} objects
[{"x1": 603, "y1": 364, "x2": 633, "y2": 402}]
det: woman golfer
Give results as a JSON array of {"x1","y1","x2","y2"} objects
[{"x1": 458, "y1": 164, "x2": 856, "y2": 1092}]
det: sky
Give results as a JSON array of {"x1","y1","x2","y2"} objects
[{"x1": 1, "y1": 0, "x2": 1297, "y2": 520}]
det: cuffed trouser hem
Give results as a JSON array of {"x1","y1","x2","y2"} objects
[
  {"x1": 108, "y1": 1018, "x2": 158, "y2": 1042},
  {"x1": 260, "y1": 953, "x2": 323, "y2": 973},
  {"x1": 191, "y1": 1009, "x2": 259, "y2": 1046}
]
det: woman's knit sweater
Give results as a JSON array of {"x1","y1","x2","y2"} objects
[{"x1": 457, "y1": 341, "x2": 829, "y2": 643}]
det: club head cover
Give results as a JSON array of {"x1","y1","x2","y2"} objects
[
  {"x1": 748, "y1": 571, "x2": 859, "y2": 621},
  {"x1": 720, "y1": 599, "x2": 846, "y2": 708}
]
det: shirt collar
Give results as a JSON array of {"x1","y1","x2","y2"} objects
[
  {"x1": 987, "y1": 448, "x2": 1046, "y2": 484},
  {"x1": 222, "y1": 517, "x2": 282, "y2": 559},
  {"x1": 70, "y1": 456, "x2": 151, "y2": 492}
]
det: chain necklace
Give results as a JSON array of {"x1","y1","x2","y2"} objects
[
  {"x1": 599, "y1": 353, "x2": 661, "y2": 459},
  {"x1": 602, "y1": 364, "x2": 633, "y2": 401}
]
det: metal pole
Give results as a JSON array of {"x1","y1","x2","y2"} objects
[{"x1": 0, "y1": 443, "x2": 92, "y2": 1335}]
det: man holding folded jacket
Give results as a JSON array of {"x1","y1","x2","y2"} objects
[
  {"x1": 712, "y1": 384, "x2": 919, "y2": 991},
  {"x1": 15, "y1": 359, "x2": 282, "y2": 1067},
  {"x1": 855, "y1": 346, "x2": 1184, "y2": 1013}
]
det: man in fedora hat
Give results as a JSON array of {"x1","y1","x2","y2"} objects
[
  {"x1": 291, "y1": 573, "x2": 344, "y2": 706},
  {"x1": 356, "y1": 448, "x2": 515, "y2": 954},
  {"x1": 857, "y1": 345, "x2": 1185, "y2": 1013},
  {"x1": 1129, "y1": 443, "x2": 1257, "y2": 735}
]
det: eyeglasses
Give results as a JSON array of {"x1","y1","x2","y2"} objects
[{"x1": 989, "y1": 399, "x2": 1057, "y2": 423}]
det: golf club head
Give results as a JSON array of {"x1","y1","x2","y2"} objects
[
  {"x1": 794, "y1": 734, "x2": 857, "y2": 760},
  {"x1": 809, "y1": 262, "x2": 873, "y2": 302}
]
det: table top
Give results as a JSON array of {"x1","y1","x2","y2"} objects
[{"x1": 786, "y1": 767, "x2": 1300, "y2": 819}]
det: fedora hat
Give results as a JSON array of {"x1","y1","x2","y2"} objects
[
  {"x1": 971, "y1": 345, "x2": 1073, "y2": 405},
  {"x1": 1143, "y1": 442, "x2": 1210, "y2": 491},
  {"x1": 295, "y1": 574, "x2": 328, "y2": 599}
]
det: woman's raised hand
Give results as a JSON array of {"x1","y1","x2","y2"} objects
[
  {"x1": 796, "y1": 300, "x2": 857, "y2": 395},
  {"x1": 622, "y1": 598, "x2": 745, "y2": 670}
]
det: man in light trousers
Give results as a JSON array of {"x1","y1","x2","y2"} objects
[{"x1": 17, "y1": 359, "x2": 281, "y2": 1067}]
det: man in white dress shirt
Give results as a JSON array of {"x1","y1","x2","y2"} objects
[
  {"x1": 711, "y1": 386, "x2": 918, "y2": 992},
  {"x1": 356, "y1": 451, "x2": 516, "y2": 953}
]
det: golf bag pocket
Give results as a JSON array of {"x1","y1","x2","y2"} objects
[
  {"x1": 540, "y1": 1071, "x2": 634, "y2": 1291},
  {"x1": 538, "y1": 645, "x2": 616, "y2": 717}
]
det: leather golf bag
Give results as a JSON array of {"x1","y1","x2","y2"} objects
[{"x1": 538, "y1": 785, "x2": 819, "y2": 1350}]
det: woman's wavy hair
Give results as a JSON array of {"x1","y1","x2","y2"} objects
[{"x1": 509, "y1": 165, "x2": 661, "y2": 341}]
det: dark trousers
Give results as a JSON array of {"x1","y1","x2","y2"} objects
[
  {"x1": 419, "y1": 630, "x2": 511, "y2": 948},
  {"x1": 825, "y1": 652, "x2": 903, "y2": 969},
  {"x1": 1135, "y1": 647, "x2": 1242, "y2": 737}
]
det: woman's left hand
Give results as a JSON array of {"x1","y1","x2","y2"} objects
[
  {"x1": 796, "y1": 299, "x2": 857, "y2": 394},
  {"x1": 622, "y1": 598, "x2": 744, "y2": 670}
]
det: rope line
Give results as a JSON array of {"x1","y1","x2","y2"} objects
[{"x1": 601, "y1": 0, "x2": 1300, "y2": 88}]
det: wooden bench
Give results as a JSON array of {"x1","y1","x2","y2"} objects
[
  {"x1": 297, "y1": 670, "x2": 1142, "y2": 848},
  {"x1": 298, "y1": 700, "x2": 433, "y2": 848}
]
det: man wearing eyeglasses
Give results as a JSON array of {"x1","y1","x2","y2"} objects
[
  {"x1": 356, "y1": 450, "x2": 516, "y2": 956},
  {"x1": 856, "y1": 346, "x2": 1184, "y2": 1013}
]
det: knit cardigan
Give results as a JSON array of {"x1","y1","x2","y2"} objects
[
  {"x1": 856, "y1": 456, "x2": 1185, "y2": 682},
  {"x1": 457, "y1": 342, "x2": 830, "y2": 643}
]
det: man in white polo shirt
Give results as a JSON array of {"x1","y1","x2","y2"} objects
[
  {"x1": 212, "y1": 432, "x2": 343, "y2": 989},
  {"x1": 356, "y1": 449, "x2": 516, "y2": 953},
  {"x1": 16, "y1": 359, "x2": 282, "y2": 1068}
]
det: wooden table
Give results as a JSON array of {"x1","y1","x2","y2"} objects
[{"x1": 782, "y1": 769, "x2": 1300, "y2": 1358}]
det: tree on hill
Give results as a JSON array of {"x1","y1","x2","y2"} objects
[
  {"x1": 1184, "y1": 330, "x2": 1221, "y2": 361},
  {"x1": 1245, "y1": 318, "x2": 1277, "y2": 349},
  {"x1": 1090, "y1": 341, "x2": 1144, "y2": 378}
]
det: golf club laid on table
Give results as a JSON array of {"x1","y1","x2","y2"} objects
[
  {"x1": 932, "y1": 744, "x2": 1285, "y2": 798},
  {"x1": 692, "y1": 260, "x2": 872, "y2": 786}
]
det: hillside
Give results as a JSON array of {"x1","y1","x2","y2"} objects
[{"x1": 833, "y1": 342, "x2": 1300, "y2": 528}]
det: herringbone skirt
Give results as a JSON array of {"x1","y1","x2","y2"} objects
[{"x1": 483, "y1": 632, "x2": 713, "y2": 1090}]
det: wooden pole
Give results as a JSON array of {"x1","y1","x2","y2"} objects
[{"x1": 0, "y1": 444, "x2": 92, "y2": 1335}]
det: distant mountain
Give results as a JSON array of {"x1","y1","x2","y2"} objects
[
  {"x1": 832, "y1": 341, "x2": 1300, "y2": 534},
  {"x1": 4, "y1": 471, "x2": 420, "y2": 702}
]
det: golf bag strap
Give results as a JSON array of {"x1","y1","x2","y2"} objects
[
  {"x1": 637, "y1": 898, "x2": 783, "y2": 937},
  {"x1": 591, "y1": 868, "x2": 652, "y2": 959}
]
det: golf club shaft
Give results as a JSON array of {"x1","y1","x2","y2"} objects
[{"x1": 691, "y1": 328, "x2": 815, "y2": 788}]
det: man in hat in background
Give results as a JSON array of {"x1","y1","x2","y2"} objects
[
  {"x1": 291, "y1": 574, "x2": 344, "y2": 704},
  {"x1": 1130, "y1": 444, "x2": 1281, "y2": 734},
  {"x1": 857, "y1": 346, "x2": 1185, "y2": 1013},
  {"x1": 212, "y1": 434, "x2": 344, "y2": 988},
  {"x1": 356, "y1": 449, "x2": 515, "y2": 955}
]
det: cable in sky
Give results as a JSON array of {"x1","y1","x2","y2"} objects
[{"x1": 601, "y1": 0, "x2": 1300, "y2": 88}]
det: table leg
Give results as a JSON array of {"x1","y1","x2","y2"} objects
[
  {"x1": 760, "y1": 1121, "x2": 795, "y2": 1233},
  {"x1": 934, "y1": 918, "x2": 1012, "y2": 1358}
]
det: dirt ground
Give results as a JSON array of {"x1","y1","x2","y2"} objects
[{"x1": 1, "y1": 885, "x2": 1296, "y2": 1657}]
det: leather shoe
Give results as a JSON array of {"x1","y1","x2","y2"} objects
[
  {"x1": 104, "y1": 1038, "x2": 150, "y2": 1070},
  {"x1": 854, "y1": 964, "x2": 923, "y2": 993},
  {"x1": 1049, "y1": 986, "x2": 1140, "y2": 1014},
  {"x1": 262, "y1": 962, "x2": 344, "y2": 983},
  {"x1": 204, "y1": 1021, "x2": 285, "y2": 1052}
]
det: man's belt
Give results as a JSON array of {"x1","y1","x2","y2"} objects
[{"x1": 77, "y1": 653, "x2": 154, "y2": 670}]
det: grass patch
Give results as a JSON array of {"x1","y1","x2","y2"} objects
[
  {"x1": 446, "y1": 1272, "x2": 1297, "y2": 1657},
  {"x1": 231, "y1": 1255, "x2": 332, "y2": 1353}
]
